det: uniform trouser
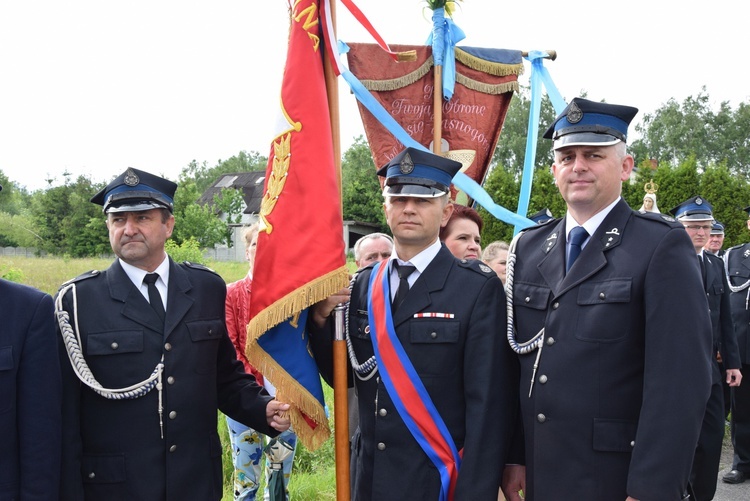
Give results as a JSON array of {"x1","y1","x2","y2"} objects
[
  {"x1": 731, "y1": 363, "x2": 750, "y2": 471},
  {"x1": 689, "y1": 363, "x2": 725, "y2": 501},
  {"x1": 225, "y1": 415, "x2": 298, "y2": 501}
]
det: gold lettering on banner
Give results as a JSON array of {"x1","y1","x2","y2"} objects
[
  {"x1": 293, "y1": 0, "x2": 320, "y2": 51},
  {"x1": 259, "y1": 133, "x2": 292, "y2": 234}
]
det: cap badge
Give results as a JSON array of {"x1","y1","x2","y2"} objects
[
  {"x1": 695, "y1": 197, "x2": 703, "y2": 206},
  {"x1": 399, "y1": 152, "x2": 415, "y2": 174},
  {"x1": 566, "y1": 102, "x2": 583, "y2": 124},
  {"x1": 124, "y1": 168, "x2": 140, "y2": 187}
]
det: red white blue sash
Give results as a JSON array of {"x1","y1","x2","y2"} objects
[{"x1": 367, "y1": 260, "x2": 461, "y2": 501}]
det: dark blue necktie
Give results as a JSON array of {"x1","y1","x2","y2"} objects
[
  {"x1": 566, "y1": 226, "x2": 589, "y2": 272},
  {"x1": 392, "y1": 262, "x2": 416, "y2": 312}
]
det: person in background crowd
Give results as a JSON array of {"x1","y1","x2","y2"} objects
[
  {"x1": 0, "y1": 185, "x2": 62, "y2": 501},
  {"x1": 439, "y1": 203, "x2": 483, "y2": 260},
  {"x1": 704, "y1": 220, "x2": 726, "y2": 257},
  {"x1": 482, "y1": 240, "x2": 509, "y2": 285},
  {"x1": 225, "y1": 222, "x2": 298, "y2": 501},
  {"x1": 670, "y1": 196, "x2": 741, "y2": 500},
  {"x1": 505, "y1": 98, "x2": 712, "y2": 500},
  {"x1": 310, "y1": 147, "x2": 521, "y2": 500},
  {"x1": 55, "y1": 168, "x2": 290, "y2": 500},
  {"x1": 722, "y1": 206, "x2": 750, "y2": 485},
  {"x1": 353, "y1": 232, "x2": 394, "y2": 268}
]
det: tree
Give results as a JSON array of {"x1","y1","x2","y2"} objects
[
  {"x1": 341, "y1": 136, "x2": 388, "y2": 232},
  {"x1": 476, "y1": 164, "x2": 519, "y2": 244},
  {"x1": 180, "y1": 150, "x2": 268, "y2": 193},
  {"x1": 632, "y1": 88, "x2": 750, "y2": 179},
  {"x1": 491, "y1": 89, "x2": 558, "y2": 178},
  {"x1": 29, "y1": 174, "x2": 108, "y2": 256},
  {"x1": 171, "y1": 180, "x2": 226, "y2": 248},
  {"x1": 212, "y1": 188, "x2": 245, "y2": 247}
]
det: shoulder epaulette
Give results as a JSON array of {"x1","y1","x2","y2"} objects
[
  {"x1": 633, "y1": 210, "x2": 682, "y2": 228},
  {"x1": 728, "y1": 242, "x2": 750, "y2": 252},
  {"x1": 457, "y1": 258, "x2": 496, "y2": 277},
  {"x1": 183, "y1": 261, "x2": 219, "y2": 276},
  {"x1": 523, "y1": 217, "x2": 560, "y2": 232},
  {"x1": 60, "y1": 269, "x2": 100, "y2": 288}
]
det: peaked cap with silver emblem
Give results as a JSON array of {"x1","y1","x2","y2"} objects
[
  {"x1": 669, "y1": 195, "x2": 714, "y2": 221},
  {"x1": 543, "y1": 97, "x2": 639, "y2": 150},
  {"x1": 91, "y1": 167, "x2": 178, "y2": 213},
  {"x1": 377, "y1": 147, "x2": 462, "y2": 198}
]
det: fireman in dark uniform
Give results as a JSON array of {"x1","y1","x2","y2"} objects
[{"x1": 56, "y1": 167, "x2": 290, "y2": 500}]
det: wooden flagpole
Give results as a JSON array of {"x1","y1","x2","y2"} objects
[{"x1": 321, "y1": 0, "x2": 351, "y2": 499}]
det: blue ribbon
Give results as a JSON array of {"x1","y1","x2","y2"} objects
[
  {"x1": 513, "y1": 51, "x2": 568, "y2": 234},
  {"x1": 425, "y1": 7, "x2": 465, "y2": 100},
  {"x1": 338, "y1": 40, "x2": 534, "y2": 229}
]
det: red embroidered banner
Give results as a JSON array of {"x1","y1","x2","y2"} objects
[{"x1": 347, "y1": 43, "x2": 522, "y2": 204}]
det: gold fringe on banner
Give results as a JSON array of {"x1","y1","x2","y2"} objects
[
  {"x1": 360, "y1": 56, "x2": 434, "y2": 91},
  {"x1": 246, "y1": 266, "x2": 350, "y2": 341},
  {"x1": 455, "y1": 74, "x2": 519, "y2": 95},
  {"x1": 245, "y1": 340, "x2": 332, "y2": 450},
  {"x1": 455, "y1": 48, "x2": 525, "y2": 77}
]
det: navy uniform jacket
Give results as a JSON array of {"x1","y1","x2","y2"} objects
[
  {"x1": 703, "y1": 251, "x2": 741, "y2": 374},
  {"x1": 725, "y1": 243, "x2": 750, "y2": 363},
  {"x1": 312, "y1": 245, "x2": 520, "y2": 501},
  {"x1": 0, "y1": 279, "x2": 61, "y2": 500},
  {"x1": 510, "y1": 199, "x2": 712, "y2": 501},
  {"x1": 56, "y1": 259, "x2": 274, "y2": 501}
]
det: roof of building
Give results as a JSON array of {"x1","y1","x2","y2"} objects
[{"x1": 199, "y1": 171, "x2": 266, "y2": 214}]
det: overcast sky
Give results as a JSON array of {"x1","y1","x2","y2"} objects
[{"x1": 1, "y1": 0, "x2": 747, "y2": 191}]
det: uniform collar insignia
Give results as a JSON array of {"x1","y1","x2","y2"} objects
[
  {"x1": 602, "y1": 227, "x2": 621, "y2": 248},
  {"x1": 542, "y1": 231, "x2": 559, "y2": 255}
]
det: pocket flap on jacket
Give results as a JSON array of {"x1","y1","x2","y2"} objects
[
  {"x1": 187, "y1": 319, "x2": 225, "y2": 342},
  {"x1": 81, "y1": 454, "x2": 127, "y2": 483},
  {"x1": 87, "y1": 331, "x2": 144, "y2": 356}
]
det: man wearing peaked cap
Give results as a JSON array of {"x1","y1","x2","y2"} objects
[
  {"x1": 543, "y1": 97, "x2": 639, "y2": 150},
  {"x1": 55, "y1": 167, "x2": 291, "y2": 500},
  {"x1": 669, "y1": 195, "x2": 714, "y2": 221},
  {"x1": 722, "y1": 206, "x2": 750, "y2": 485},
  {"x1": 673, "y1": 196, "x2": 742, "y2": 500},
  {"x1": 376, "y1": 147, "x2": 462, "y2": 198},
  {"x1": 705, "y1": 221, "x2": 726, "y2": 257},
  {"x1": 506, "y1": 97, "x2": 713, "y2": 500},
  {"x1": 309, "y1": 146, "x2": 521, "y2": 500},
  {"x1": 90, "y1": 167, "x2": 177, "y2": 213}
]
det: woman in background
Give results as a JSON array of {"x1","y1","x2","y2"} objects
[
  {"x1": 440, "y1": 204, "x2": 483, "y2": 260},
  {"x1": 482, "y1": 241, "x2": 509, "y2": 286},
  {"x1": 225, "y1": 223, "x2": 298, "y2": 501}
]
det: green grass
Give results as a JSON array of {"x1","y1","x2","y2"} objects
[
  {"x1": 1, "y1": 255, "x2": 339, "y2": 500},
  {"x1": 219, "y1": 381, "x2": 337, "y2": 500}
]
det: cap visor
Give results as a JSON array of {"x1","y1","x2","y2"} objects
[
  {"x1": 677, "y1": 214, "x2": 713, "y2": 221},
  {"x1": 382, "y1": 184, "x2": 448, "y2": 198},
  {"x1": 553, "y1": 133, "x2": 621, "y2": 150},
  {"x1": 106, "y1": 201, "x2": 169, "y2": 213}
]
